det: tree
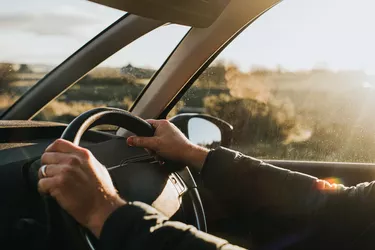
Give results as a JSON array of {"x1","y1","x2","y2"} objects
[
  {"x1": 196, "y1": 63, "x2": 226, "y2": 88},
  {"x1": 204, "y1": 94, "x2": 284, "y2": 144},
  {"x1": 0, "y1": 63, "x2": 15, "y2": 91},
  {"x1": 18, "y1": 64, "x2": 32, "y2": 73}
]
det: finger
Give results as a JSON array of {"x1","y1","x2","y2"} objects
[
  {"x1": 146, "y1": 119, "x2": 158, "y2": 125},
  {"x1": 45, "y1": 139, "x2": 84, "y2": 154},
  {"x1": 41, "y1": 152, "x2": 82, "y2": 165},
  {"x1": 146, "y1": 119, "x2": 164, "y2": 129},
  {"x1": 38, "y1": 177, "x2": 57, "y2": 194},
  {"x1": 39, "y1": 164, "x2": 80, "y2": 179},
  {"x1": 127, "y1": 136, "x2": 158, "y2": 149}
]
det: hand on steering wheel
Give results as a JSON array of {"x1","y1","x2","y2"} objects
[
  {"x1": 38, "y1": 139, "x2": 126, "y2": 238},
  {"x1": 127, "y1": 119, "x2": 209, "y2": 173}
]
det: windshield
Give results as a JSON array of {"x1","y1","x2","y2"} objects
[
  {"x1": 0, "y1": 0, "x2": 124, "y2": 116},
  {"x1": 35, "y1": 24, "x2": 189, "y2": 123}
]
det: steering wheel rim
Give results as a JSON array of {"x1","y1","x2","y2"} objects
[
  {"x1": 61, "y1": 108, "x2": 154, "y2": 144},
  {"x1": 54, "y1": 107, "x2": 206, "y2": 249}
]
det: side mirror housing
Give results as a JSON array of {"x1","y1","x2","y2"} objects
[{"x1": 169, "y1": 113, "x2": 233, "y2": 148}]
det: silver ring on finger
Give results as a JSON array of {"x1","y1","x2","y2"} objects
[{"x1": 40, "y1": 165, "x2": 48, "y2": 178}]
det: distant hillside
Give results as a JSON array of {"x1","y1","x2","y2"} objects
[{"x1": 121, "y1": 64, "x2": 155, "y2": 79}]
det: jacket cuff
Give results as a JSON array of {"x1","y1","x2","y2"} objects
[{"x1": 99, "y1": 201, "x2": 163, "y2": 250}]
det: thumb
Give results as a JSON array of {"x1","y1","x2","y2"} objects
[
  {"x1": 127, "y1": 136, "x2": 158, "y2": 150},
  {"x1": 146, "y1": 119, "x2": 164, "y2": 129}
]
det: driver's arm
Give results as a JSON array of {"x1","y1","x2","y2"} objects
[
  {"x1": 129, "y1": 120, "x2": 375, "y2": 238},
  {"x1": 200, "y1": 146, "x2": 375, "y2": 246},
  {"x1": 99, "y1": 201, "x2": 244, "y2": 250},
  {"x1": 202, "y1": 146, "x2": 375, "y2": 218}
]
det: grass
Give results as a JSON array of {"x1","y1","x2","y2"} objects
[
  {"x1": 35, "y1": 97, "x2": 134, "y2": 124},
  {"x1": 0, "y1": 94, "x2": 16, "y2": 111},
  {"x1": 35, "y1": 100, "x2": 103, "y2": 123}
]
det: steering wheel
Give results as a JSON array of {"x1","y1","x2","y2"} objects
[{"x1": 31, "y1": 107, "x2": 206, "y2": 250}]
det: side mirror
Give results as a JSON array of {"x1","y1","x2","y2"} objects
[{"x1": 169, "y1": 114, "x2": 233, "y2": 148}]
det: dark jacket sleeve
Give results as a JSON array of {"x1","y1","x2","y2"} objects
[
  {"x1": 201, "y1": 147, "x2": 375, "y2": 238},
  {"x1": 99, "y1": 201, "x2": 245, "y2": 250}
]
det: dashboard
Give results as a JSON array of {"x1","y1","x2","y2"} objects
[{"x1": 0, "y1": 120, "x2": 117, "y2": 165}]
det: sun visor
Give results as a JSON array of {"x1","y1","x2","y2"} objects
[{"x1": 89, "y1": 0, "x2": 231, "y2": 28}]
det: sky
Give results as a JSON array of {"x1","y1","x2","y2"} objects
[{"x1": 1, "y1": 0, "x2": 375, "y2": 72}]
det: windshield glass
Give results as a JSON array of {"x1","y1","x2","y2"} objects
[
  {"x1": 0, "y1": 0, "x2": 124, "y2": 116},
  {"x1": 35, "y1": 24, "x2": 189, "y2": 123}
]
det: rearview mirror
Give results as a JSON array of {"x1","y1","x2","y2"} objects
[
  {"x1": 90, "y1": 0, "x2": 231, "y2": 28},
  {"x1": 170, "y1": 114, "x2": 233, "y2": 148}
]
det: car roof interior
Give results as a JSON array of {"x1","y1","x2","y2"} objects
[{"x1": 89, "y1": 0, "x2": 231, "y2": 28}]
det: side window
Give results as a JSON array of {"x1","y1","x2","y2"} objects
[
  {"x1": 170, "y1": 0, "x2": 375, "y2": 163},
  {"x1": 35, "y1": 24, "x2": 189, "y2": 123}
]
